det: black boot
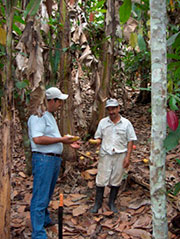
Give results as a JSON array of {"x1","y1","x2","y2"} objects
[
  {"x1": 90, "y1": 186, "x2": 104, "y2": 213},
  {"x1": 108, "y1": 186, "x2": 120, "y2": 213}
]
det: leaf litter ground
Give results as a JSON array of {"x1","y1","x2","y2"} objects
[{"x1": 11, "y1": 104, "x2": 180, "y2": 239}]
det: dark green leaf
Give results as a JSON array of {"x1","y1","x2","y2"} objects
[
  {"x1": 138, "y1": 34, "x2": 146, "y2": 51},
  {"x1": 16, "y1": 81, "x2": 28, "y2": 89},
  {"x1": 119, "y1": 0, "x2": 132, "y2": 24},
  {"x1": 164, "y1": 121, "x2": 180, "y2": 152},
  {"x1": 167, "y1": 32, "x2": 180, "y2": 47},
  {"x1": 14, "y1": 15, "x2": 25, "y2": 25},
  {"x1": 173, "y1": 182, "x2": 180, "y2": 196},
  {"x1": 13, "y1": 24, "x2": 22, "y2": 35},
  {"x1": 164, "y1": 132, "x2": 179, "y2": 152},
  {"x1": 167, "y1": 53, "x2": 180, "y2": 60},
  {"x1": 24, "y1": 0, "x2": 41, "y2": 18},
  {"x1": 168, "y1": 61, "x2": 180, "y2": 70},
  {"x1": 169, "y1": 96, "x2": 179, "y2": 111},
  {"x1": 175, "y1": 67, "x2": 180, "y2": 79},
  {"x1": 62, "y1": 47, "x2": 68, "y2": 52},
  {"x1": 176, "y1": 158, "x2": 180, "y2": 165}
]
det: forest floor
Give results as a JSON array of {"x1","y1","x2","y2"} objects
[{"x1": 11, "y1": 103, "x2": 180, "y2": 239}]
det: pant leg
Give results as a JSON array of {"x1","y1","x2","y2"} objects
[
  {"x1": 96, "y1": 155, "x2": 113, "y2": 187},
  {"x1": 109, "y1": 153, "x2": 126, "y2": 186},
  {"x1": 44, "y1": 156, "x2": 61, "y2": 226},
  {"x1": 30, "y1": 153, "x2": 61, "y2": 239}
]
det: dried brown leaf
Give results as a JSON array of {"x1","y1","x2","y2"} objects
[
  {"x1": 81, "y1": 171, "x2": 93, "y2": 180},
  {"x1": 19, "y1": 172, "x2": 26, "y2": 178},
  {"x1": 87, "y1": 223, "x2": 97, "y2": 235},
  {"x1": 72, "y1": 205, "x2": 89, "y2": 217},
  {"x1": 124, "y1": 228, "x2": 151, "y2": 238},
  {"x1": 85, "y1": 168, "x2": 98, "y2": 175}
]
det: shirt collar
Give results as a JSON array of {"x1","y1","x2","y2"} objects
[{"x1": 108, "y1": 114, "x2": 122, "y2": 124}]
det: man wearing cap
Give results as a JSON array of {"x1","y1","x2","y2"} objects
[
  {"x1": 28, "y1": 87, "x2": 80, "y2": 239},
  {"x1": 90, "y1": 98, "x2": 137, "y2": 213}
]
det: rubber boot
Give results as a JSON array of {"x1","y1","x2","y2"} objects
[
  {"x1": 108, "y1": 186, "x2": 120, "y2": 213},
  {"x1": 90, "y1": 186, "x2": 104, "y2": 213}
]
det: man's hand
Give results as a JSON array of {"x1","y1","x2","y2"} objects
[
  {"x1": 70, "y1": 141, "x2": 81, "y2": 149},
  {"x1": 123, "y1": 156, "x2": 130, "y2": 168},
  {"x1": 62, "y1": 135, "x2": 80, "y2": 144}
]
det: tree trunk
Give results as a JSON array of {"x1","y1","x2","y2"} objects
[
  {"x1": 59, "y1": 0, "x2": 76, "y2": 160},
  {"x1": 16, "y1": 100, "x2": 32, "y2": 175},
  {"x1": 0, "y1": 1, "x2": 16, "y2": 238},
  {"x1": 89, "y1": 0, "x2": 116, "y2": 135},
  {"x1": 150, "y1": 0, "x2": 168, "y2": 238}
]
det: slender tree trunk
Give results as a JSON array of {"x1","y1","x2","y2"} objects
[
  {"x1": 0, "y1": 1, "x2": 16, "y2": 238},
  {"x1": 150, "y1": 0, "x2": 168, "y2": 238},
  {"x1": 59, "y1": 0, "x2": 76, "y2": 160},
  {"x1": 89, "y1": 0, "x2": 116, "y2": 134}
]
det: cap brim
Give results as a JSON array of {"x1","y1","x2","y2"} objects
[
  {"x1": 105, "y1": 103, "x2": 119, "y2": 108},
  {"x1": 58, "y1": 94, "x2": 68, "y2": 100}
]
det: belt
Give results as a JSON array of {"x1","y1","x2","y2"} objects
[{"x1": 33, "y1": 151, "x2": 61, "y2": 157}]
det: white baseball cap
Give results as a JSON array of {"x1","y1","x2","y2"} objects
[
  {"x1": 105, "y1": 98, "x2": 119, "y2": 108},
  {"x1": 46, "y1": 87, "x2": 68, "y2": 100}
]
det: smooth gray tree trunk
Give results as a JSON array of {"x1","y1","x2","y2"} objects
[{"x1": 150, "y1": 0, "x2": 168, "y2": 238}]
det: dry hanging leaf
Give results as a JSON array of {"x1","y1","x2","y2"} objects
[{"x1": 0, "y1": 27, "x2": 6, "y2": 45}]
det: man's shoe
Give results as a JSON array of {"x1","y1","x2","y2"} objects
[
  {"x1": 90, "y1": 186, "x2": 104, "y2": 213},
  {"x1": 108, "y1": 186, "x2": 120, "y2": 213}
]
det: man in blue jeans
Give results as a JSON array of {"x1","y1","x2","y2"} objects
[{"x1": 28, "y1": 87, "x2": 80, "y2": 239}]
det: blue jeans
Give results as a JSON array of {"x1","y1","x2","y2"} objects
[{"x1": 30, "y1": 153, "x2": 62, "y2": 239}]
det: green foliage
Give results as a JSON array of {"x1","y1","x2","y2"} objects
[
  {"x1": 164, "y1": 120, "x2": 180, "y2": 152},
  {"x1": 167, "y1": 158, "x2": 180, "y2": 196},
  {"x1": 121, "y1": 49, "x2": 150, "y2": 88},
  {"x1": 13, "y1": 14, "x2": 25, "y2": 35},
  {"x1": 50, "y1": 41, "x2": 61, "y2": 75},
  {"x1": 137, "y1": 34, "x2": 146, "y2": 51},
  {"x1": 119, "y1": 0, "x2": 132, "y2": 24},
  {"x1": 82, "y1": 0, "x2": 105, "y2": 27},
  {"x1": 24, "y1": 0, "x2": 41, "y2": 19},
  {"x1": 167, "y1": 21, "x2": 180, "y2": 109},
  {"x1": 15, "y1": 80, "x2": 29, "y2": 90},
  {"x1": 168, "y1": 93, "x2": 180, "y2": 111},
  {"x1": 165, "y1": 125, "x2": 180, "y2": 196},
  {"x1": 167, "y1": 32, "x2": 180, "y2": 47},
  {"x1": 173, "y1": 182, "x2": 180, "y2": 196}
]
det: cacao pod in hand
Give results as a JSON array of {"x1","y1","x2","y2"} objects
[{"x1": 167, "y1": 111, "x2": 179, "y2": 131}]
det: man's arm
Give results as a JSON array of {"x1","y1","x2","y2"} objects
[
  {"x1": 33, "y1": 135, "x2": 76, "y2": 145},
  {"x1": 123, "y1": 141, "x2": 133, "y2": 168}
]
